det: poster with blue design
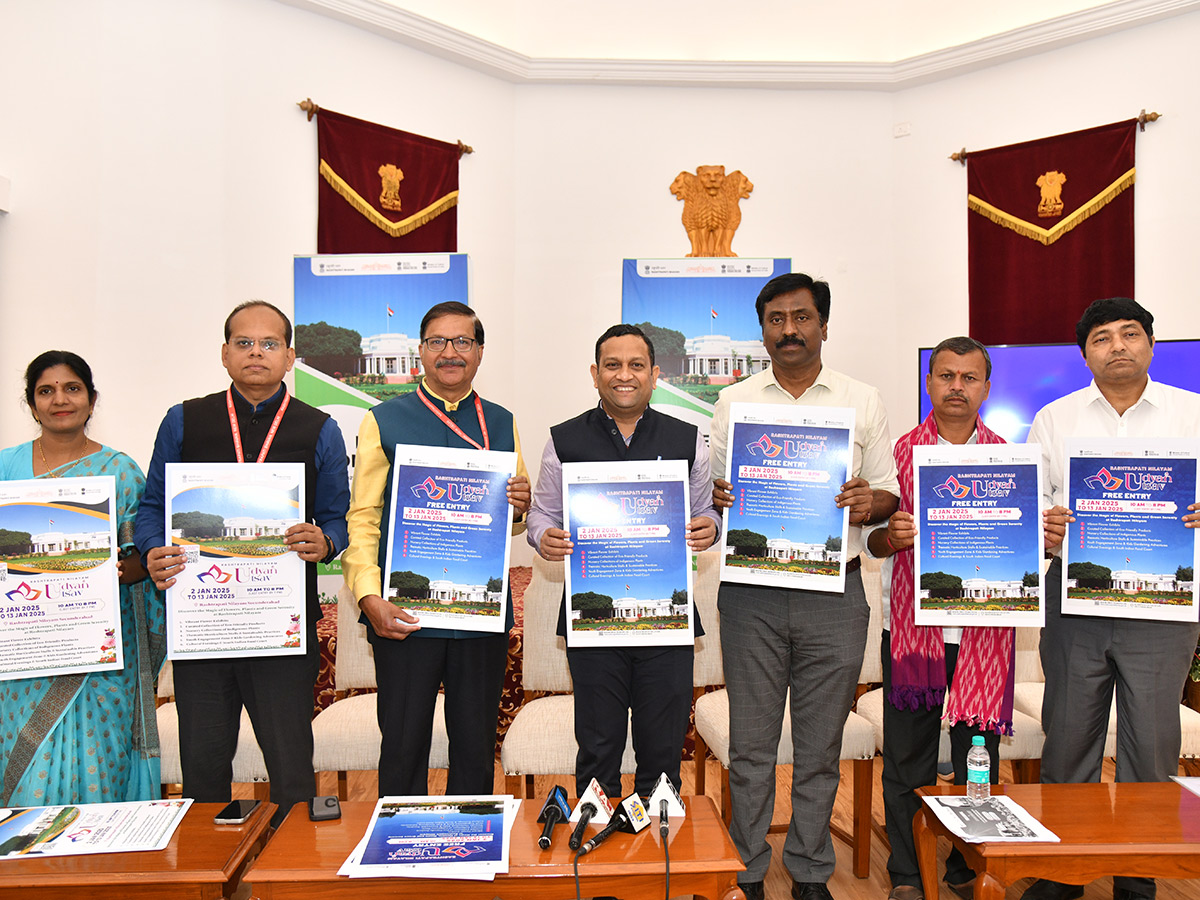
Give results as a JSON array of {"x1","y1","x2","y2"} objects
[
  {"x1": 562, "y1": 460, "x2": 693, "y2": 648},
  {"x1": 621, "y1": 258, "x2": 790, "y2": 439},
  {"x1": 164, "y1": 463, "x2": 307, "y2": 659},
  {"x1": 720, "y1": 403, "x2": 853, "y2": 592},
  {"x1": 383, "y1": 445, "x2": 515, "y2": 634},
  {"x1": 1063, "y1": 439, "x2": 1198, "y2": 622},
  {"x1": 0, "y1": 476, "x2": 120, "y2": 681},
  {"x1": 912, "y1": 444, "x2": 1044, "y2": 628},
  {"x1": 341, "y1": 795, "x2": 513, "y2": 879}
]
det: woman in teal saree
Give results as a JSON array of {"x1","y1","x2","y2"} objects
[{"x1": 0, "y1": 351, "x2": 165, "y2": 805}]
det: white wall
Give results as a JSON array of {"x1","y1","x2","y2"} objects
[
  {"x1": 2, "y1": 1, "x2": 1198, "y2": 521},
  {"x1": 0, "y1": 0, "x2": 517, "y2": 468}
]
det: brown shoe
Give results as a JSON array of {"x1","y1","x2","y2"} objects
[
  {"x1": 889, "y1": 887, "x2": 924, "y2": 900},
  {"x1": 947, "y1": 879, "x2": 975, "y2": 900}
]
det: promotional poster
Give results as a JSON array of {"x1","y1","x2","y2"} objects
[
  {"x1": 0, "y1": 799, "x2": 192, "y2": 858},
  {"x1": 912, "y1": 444, "x2": 1044, "y2": 627},
  {"x1": 720, "y1": 403, "x2": 853, "y2": 592},
  {"x1": 164, "y1": 463, "x2": 307, "y2": 659},
  {"x1": 1063, "y1": 439, "x2": 1198, "y2": 622},
  {"x1": 620, "y1": 258, "x2": 790, "y2": 438},
  {"x1": 0, "y1": 475, "x2": 121, "y2": 680},
  {"x1": 338, "y1": 795, "x2": 517, "y2": 880},
  {"x1": 382, "y1": 445, "x2": 516, "y2": 633},
  {"x1": 562, "y1": 459, "x2": 693, "y2": 648}
]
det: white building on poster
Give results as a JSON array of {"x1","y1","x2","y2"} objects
[
  {"x1": 1109, "y1": 569, "x2": 1189, "y2": 593},
  {"x1": 221, "y1": 517, "x2": 294, "y2": 540},
  {"x1": 611, "y1": 595, "x2": 686, "y2": 619},
  {"x1": 761, "y1": 538, "x2": 835, "y2": 563},
  {"x1": 683, "y1": 334, "x2": 770, "y2": 383},
  {"x1": 404, "y1": 579, "x2": 502, "y2": 605},
  {"x1": 357, "y1": 332, "x2": 423, "y2": 382},
  {"x1": 30, "y1": 530, "x2": 111, "y2": 555}
]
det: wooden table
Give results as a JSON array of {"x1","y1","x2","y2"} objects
[
  {"x1": 248, "y1": 795, "x2": 747, "y2": 899},
  {"x1": 914, "y1": 783, "x2": 1200, "y2": 900},
  {"x1": 0, "y1": 800, "x2": 275, "y2": 899}
]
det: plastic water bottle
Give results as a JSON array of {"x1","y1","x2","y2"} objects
[{"x1": 966, "y1": 735, "x2": 991, "y2": 803}]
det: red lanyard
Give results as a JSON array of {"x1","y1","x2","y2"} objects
[
  {"x1": 417, "y1": 384, "x2": 490, "y2": 451},
  {"x1": 226, "y1": 387, "x2": 290, "y2": 463}
]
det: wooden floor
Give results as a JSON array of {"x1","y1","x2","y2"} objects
[{"x1": 230, "y1": 757, "x2": 1200, "y2": 900}]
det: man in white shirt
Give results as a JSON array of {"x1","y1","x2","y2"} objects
[
  {"x1": 711, "y1": 272, "x2": 900, "y2": 900},
  {"x1": 1021, "y1": 298, "x2": 1200, "y2": 900}
]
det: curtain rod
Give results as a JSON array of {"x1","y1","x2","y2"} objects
[{"x1": 949, "y1": 109, "x2": 1160, "y2": 166}]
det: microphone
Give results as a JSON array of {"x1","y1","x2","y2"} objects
[
  {"x1": 569, "y1": 803, "x2": 596, "y2": 850},
  {"x1": 536, "y1": 785, "x2": 571, "y2": 850},
  {"x1": 580, "y1": 807, "x2": 628, "y2": 855},
  {"x1": 659, "y1": 798, "x2": 670, "y2": 839},
  {"x1": 579, "y1": 794, "x2": 650, "y2": 855},
  {"x1": 568, "y1": 778, "x2": 614, "y2": 850}
]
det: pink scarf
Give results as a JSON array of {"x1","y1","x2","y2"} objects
[{"x1": 889, "y1": 413, "x2": 1015, "y2": 736}]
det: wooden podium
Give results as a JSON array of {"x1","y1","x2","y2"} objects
[
  {"x1": 0, "y1": 800, "x2": 274, "y2": 900},
  {"x1": 249, "y1": 795, "x2": 747, "y2": 899}
]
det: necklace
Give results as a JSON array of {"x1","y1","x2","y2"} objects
[{"x1": 37, "y1": 437, "x2": 90, "y2": 478}]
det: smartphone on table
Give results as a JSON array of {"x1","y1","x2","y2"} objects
[{"x1": 213, "y1": 799, "x2": 261, "y2": 824}]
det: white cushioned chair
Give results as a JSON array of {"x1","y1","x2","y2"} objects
[
  {"x1": 310, "y1": 584, "x2": 449, "y2": 798},
  {"x1": 155, "y1": 659, "x2": 271, "y2": 800},
  {"x1": 500, "y1": 553, "x2": 636, "y2": 798},
  {"x1": 692, "y1": 552, "x2": 882, "y2": 879}
]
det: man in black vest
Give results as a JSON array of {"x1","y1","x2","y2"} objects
[
  {"x1": 134, "y1": 301, "x2": 349, "y2": 826},
  {"x1": 526, "y1": 324, "x2": 720, "y2": 800}
]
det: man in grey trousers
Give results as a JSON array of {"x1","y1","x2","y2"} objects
[
  {"x1": 710, "y1": 273, "x2": 899, "y2": 900},
  {"x1": 1021, "y1": 297, "x2": 1200, "y2": 900}
]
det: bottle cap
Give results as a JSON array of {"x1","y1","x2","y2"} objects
[{"x1": 972, "y1": 735, "x2": 986, "y2": 746}]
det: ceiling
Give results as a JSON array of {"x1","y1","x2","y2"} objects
[
  {"x1": 365, "y1": 0, "x2": 1112, "y2": 62},
  {"x1": 279, "y1": 0, "x2": 1200, "y2": 86}
]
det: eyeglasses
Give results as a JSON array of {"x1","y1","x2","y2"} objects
[
  {"x1": 230, "y1": 338, "x2": 285, "y2": 353},
  {"x1": 422, "y1": 336, "x2": 477, "y2": 352}
]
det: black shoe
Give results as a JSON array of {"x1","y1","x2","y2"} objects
[
  {"x1": 1019, "y1": 880, "x2": 1084, "y2": 900},
  {"x1": 792, "y1": 882, "x2": 835, "y2": 900},
  {"x1": 1113, "y1": 887, "x2": 1155, "y2": 900},
  {"x1": 738, "y1": 882, "x2": 765, "y2": 900}
]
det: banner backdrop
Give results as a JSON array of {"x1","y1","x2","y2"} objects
[
  {"x1": 292, "y1": 252, "x2": 469, "y2": 597},
  {"x1": 317, "y1": 109, "x2": 459, "y2": 254},
  {"x1": 620, "y1": 258, "x2": 790, "y2": 439},
  {"x1": 967, "y1": 120, "x2": 1136, "y2": 345}
]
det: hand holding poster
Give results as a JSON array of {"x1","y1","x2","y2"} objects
[
  {"x1": 383, "y1": 445, "x2": 516, "y2": 633},
  {"x1": 912, "y1": 445, "x2": 1044, "y2": 627},
  {"x1": 563, "y1": 460, "x2": 693, "y2": 647},
  {"x1": 1063, "y1": 439, "x2": 1198, "y2": 622},
  {"x1": 0, "y1": 476, "x2": 121, "y2": 680},
  {"x1": 719, "y1": 403, "x2": 853, "y2": 592},
  {"x1": 165, "y1": 463, "x2": 307, "y2": 659}
]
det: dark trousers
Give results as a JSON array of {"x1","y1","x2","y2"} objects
[
  {"x1": 1040, "y1": 558, "x2": 1199, "y2": 899},
  {"x1": 174, "y1": 625, "x2": 319, "y2": 828},
  {"x1": 372, "y1": 633, "x2": 508, "y2": 796},
  {"x1": 881, "y1": 630, "x2": 1000, "y2": 889},
  {"x1": 566, "y1": 644, "x2": 693, "y2": 800}
]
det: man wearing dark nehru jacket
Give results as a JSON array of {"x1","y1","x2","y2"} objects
[
  {"x1": 711, "y1": 272, "x2": 899, "y2": 900},
  {"x1": 526, "y1": 324, "x2": 720, "y2": 801},
  {"x1": 135, "y1": 300, "x2": 350, "y2": 827},
  {"x1": 343, "y1": 301, "x2": 530, "y2": 796},
  {"x1": 1020, "y1": 298, "x2": 1200, "y2": 900}
]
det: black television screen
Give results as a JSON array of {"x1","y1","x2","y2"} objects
[{"x1": 917, "y1": 339, "x2": 1200, "y2": 443}]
